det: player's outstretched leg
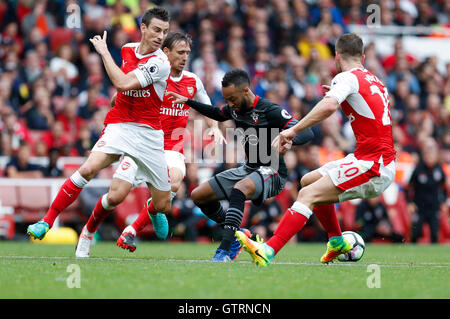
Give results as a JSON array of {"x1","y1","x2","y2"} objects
[
  {"x1": 235, "y1": 230, "x2": 274, "y2": 266},
  {"x1": 27, "y1": 171, "x2": 88, "y2": 240},
  {"x1": 76, "y1": 194, "x2": 116, "y2": 257}
]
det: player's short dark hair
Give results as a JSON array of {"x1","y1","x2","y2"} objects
[
  {"x1": 221, "y1": 69, "x2": 250, "y2": 88},
  {"x1": 162, "y1": 32, "x2": 192, "y2": 50},
  {"x1": 336, "y1": 33, "x2": 364, "y2": 59},
  {"x1": 141, "y1": 7, "x2": 170, "y2": 26}
]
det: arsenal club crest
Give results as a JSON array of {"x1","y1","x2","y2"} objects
[
  {"x1": 251, "y1": 111, "x2": 259, "y2": 124},
  {"x1": 187, "y1": 86, "x2": 194, "y2": 96}
]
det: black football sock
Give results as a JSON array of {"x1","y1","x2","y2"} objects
[
  {"x1": 218, "y1": 188, "x2": 246, "y2": 251},
  {"x1": 196, "y1": 201, "x2": 226, "y2": 225}
]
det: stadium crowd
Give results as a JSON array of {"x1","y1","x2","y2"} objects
[{"x1": 0, "y1": 0, "x2": 449, "y2": 243}]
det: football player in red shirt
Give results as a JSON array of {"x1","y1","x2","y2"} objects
[
  {"x1": 237, "y1": 33, "x2": 397, "y2": 266},
  {"x1": 27, "y1": 8, "x2": 174, "y2": 258},
  {"x1": 116, "y1": 31, "x2": 226, "y2": 252}
]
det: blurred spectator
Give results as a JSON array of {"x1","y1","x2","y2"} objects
[
  {"x1": 381, "y1": 37, "x2": 418, "y2": 73},
  {"x1": 5, "y1": 142, "x2": 43, "y2": 178},
  {"x1": 169, "y1": 181, "x2": 214, "y2": 242},
  {"x1": 22, "y1": 50, "x2": 43, "y2": 84},
  {"x1": 0, "y1": 108, "x2": 33, "y2": 153},
  {"x1": 56, "y1": 97, "x2": 84, "y2": 142},
  {"x1": 310, "y1": 0, "x2": 345, "y2": 28},
  {"x1": 0, "y1": 132, "x2": 12, "y2": 156},
  {"x1": 245, "y1": 196, "x2": 283, "y2": 241},
  {"x1": 49, "y1": 44, "x2": 79, "y2": 96},
  {"x1": 21, "y1": 1, "x2": 55, "y2": 38},
  {"x1": 297, "y1": 27, "x2": 332, "y2": 62},
  {"x1": 354, "y1": 197, "x2": 404, "y2": 243},
  {"x1": 292, "y1": 0, "x2": 310, "y2": 33},
  {"x1": 407, "y1": 138, "x2": 447, "y2": 243},
  {"x1": 78, "y1": 81, "x2": 110, "y2": 120},
  {"x1": 2, "y1": 22, "x2": 24, "y2": 56},
  {"x1": 41, "y1": 147, "x2": 62, "y2": 177},
  {"x1": 41, "y1": 121, "x2": 71, "y2": 155},
  {"x1": 72, "y1": 125, "x2": 94, "y2": 157},
  {"x1": 24, "y1": 87, "x2": 54, "y2": 130}
]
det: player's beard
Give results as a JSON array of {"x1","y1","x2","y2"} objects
[{"x1": 238, "y1": 97, "x2": 251, "y2": 114}]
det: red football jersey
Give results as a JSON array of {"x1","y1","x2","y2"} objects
[
  {"x1": 104, "y1": 43, "x2": 170, "y2": 130},
  {"x1": 161, "y1": 70, "x2": 211, "y2": 153},
  {"x1": 326, "y1": 67, "x2": 396, "y2": 165}
]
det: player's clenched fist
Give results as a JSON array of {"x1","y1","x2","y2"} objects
[{"x1": 89, "y1": 31, "x2": 109, "y2": 56}]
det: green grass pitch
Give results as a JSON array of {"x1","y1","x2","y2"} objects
[{"x1": 0, "y1": 241, "x2": 449, "y2": 299}]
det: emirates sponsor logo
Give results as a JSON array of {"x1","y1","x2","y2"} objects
[
  {"x1": 160, "y1": 107, "x2": 190, "y2": 117},
  {"x1": 122, "y1": 89, "x2": 151, "y2": 98}
]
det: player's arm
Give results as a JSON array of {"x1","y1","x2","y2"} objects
[
  {"x1": 193, "y1": 76, "x2": 226, "y2": 144},
  {"x1": 282, "y1": 97, "x2": 339, "y2": 141},
  {"x1": 89, "y1": 31, "x2": 142, "y2": 92},
  {"x1": 166, "y1": 91, "x2": 231, "y2": 122},
  {"x1": 267, "y1": 107, "x2": 314, "y2": 149},
  {"x1": 284, "y1": 118, "x2": 314, "y2": 145}
]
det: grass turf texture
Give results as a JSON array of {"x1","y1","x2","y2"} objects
[{"x1": 0, "y1": 241, "x2": 449, "y2": 299}]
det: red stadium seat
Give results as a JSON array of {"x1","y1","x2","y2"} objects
[
  {"x1": 59, "y1": 197, "x2": 86, "y2": 224},
  {"x1": 336, "y1": 200, "x2": 357, "y2": 231},
  {"x1": 63, "y1": 163, "x2": 80, "y2": 178},
  {"x1": 0, "y1": 186, "x2": 19, "y2": 208},
  {"x1": 16, "y1": 186, "x2": 51, "y2": 222}
]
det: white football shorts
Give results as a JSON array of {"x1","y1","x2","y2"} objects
[
  {"x1": 318, "y1": 153, "x2": 395, "y2": 202},
  {"x1": 164, "y1": 150, "x2": 186, "y2": 178},
  {"x1": 91, "y1": 122, "x2": 171, "y2": 191}
]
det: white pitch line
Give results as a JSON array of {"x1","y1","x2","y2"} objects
[{"x1": 1, "y1": 255, "x2": 449, "y2": 268}]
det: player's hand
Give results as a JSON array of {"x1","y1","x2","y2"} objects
[
  {"x1": 278, "y1": 139, "x2": 293, "y2": 155},
  {"x1": 206, "y1": 127, "x2": 227, "y2": 145},
  {"x1": 166, "y1": 91, "x2": 188, "y2": 104},
  {"x1": 89, "y1": 31, "x2": 109, "y2": 56},
  {"x1": 272, "y1": 128, "x2": 296, "y2": 151}
]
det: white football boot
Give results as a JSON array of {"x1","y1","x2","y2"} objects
[{"x1": 75, "y1": 226, "x2": 94, "y2": 258}]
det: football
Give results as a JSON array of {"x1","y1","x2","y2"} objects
[{"x1": 338, "y1": 231, "x2": 366, "y2": 262}]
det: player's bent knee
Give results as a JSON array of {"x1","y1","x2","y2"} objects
[
  {"x1": 106, "y1": 191, "x2": 126, "y2": 207},
  {"x1": 154, "y1": 197, "x2": 171, "y2": 213},
  {"x1": 78, "y1": 165, "x2": 98, "y2": 181},
  {"x1": 191, "y1": 187, "x2": 205, "y2": 205},
  {"x1": 297, "y1": 187, "x2": 318, "y2": 207},
  {"x1": 300, "y1": 171, "x2": 321, "y2": 188},
  {"x1": 171, "y1": 180, "x2": 181, "y2": 193},
  {"x1": 233, "y1": 179, "x2": 255, "y2": 197}
]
